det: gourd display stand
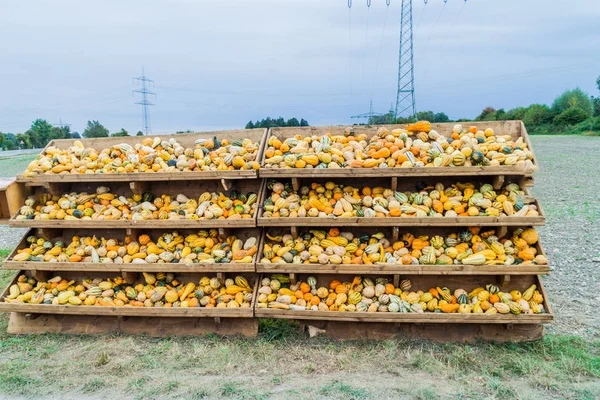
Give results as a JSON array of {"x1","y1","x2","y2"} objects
[
  {"x1": 0, "y1": 129, "x2": 268, "y2": 337},
  {"x1": 256, "y1": 121, "x2": 553, "y2": 342}
]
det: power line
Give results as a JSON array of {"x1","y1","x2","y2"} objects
[
  {"x1": 52, "y1": 118, "x2": 71, "y2": 129},
  {"x1": 133, "y1": 67, "x2": 156, "y2": 135}
]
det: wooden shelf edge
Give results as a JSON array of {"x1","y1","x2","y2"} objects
[
  {"x1": 254, "y1": 309, "x2": 553, "y2": 324},
  {"x1": 0, "y1": 303, "x2": 253, "y2": 318},
  {"x1": 16, "y1": 170, "x2": 259, "y2": 184},
  {"x1": 8, "y1": 219, "x2": 258, "y2": 229},
  {"x1": 257, "y1": 217, "x2": 545, "y2": 227},
  {"x1": 255, "y1": 264, "x2": 550, "y2": 275},
  {"x1": 258, "y1": 165, "x2": 535, "y2": 179},
  {"x1": 2, "y1": 262, "x2": 256, "y2": 273}
]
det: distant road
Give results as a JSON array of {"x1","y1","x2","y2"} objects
[{"x1": 0, "y1": 149, "x2": 41, "y2": 159}]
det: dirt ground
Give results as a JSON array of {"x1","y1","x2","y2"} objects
[{"x1": 0, "y1": 136, "x2": 598, "y2": 399}]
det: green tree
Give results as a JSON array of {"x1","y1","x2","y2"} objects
[
  {"x1": 433, "y1": 112, "x2": 449, "y2": 123},
  {"x1": 300, "y1": 118, "x2": 309, "y2": 127},
  {"x1": 71, "y1": 132, "x2": 81, "y2": 139},
  {"x1": 136, "y1": 131, "x2": 144, "y2": 136},
  {"x1": 416, "y1": 110, "x2": 435, "y2": 121},
  {"x1": 553, "y1": 107, "x2": 589, "y2": 126},
  {"x1": 552, "y1": 88, "x2": 592, "y2": 116},
  {"x1": 16, "y1": 133, "x2": 32, "y2": 149},
  {"x1": 522, "y1": 104, "x2": 553, "y2": 127},
  {"x1": 245, "y1": 121, "x2": 254, "y2": 129},
  {"x1": 111, "y1": 128, "x2": 129, "y2": 137},
  {"x1": 83, "y1": 121, "x2": 109, "y2": 138},
  {"x1": 25, "y1": 119, "x2": 54, "y2": 148},
  {"x1": 286, "y1": 118, "x2": 300, "y2": 127},
  {"x1": 475, "y1": 107, "x2": 499, "y2": 121},
  {"x1": 506, "y1": 107, "x2": 527, "y2": 121}
]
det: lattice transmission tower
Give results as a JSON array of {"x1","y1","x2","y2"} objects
[
  {"x1": 133, "y1": 68, "x2": 156, "y2": 135},
  {"x1": 394, "y1": 0, "x2": 416, "y2": 119}
]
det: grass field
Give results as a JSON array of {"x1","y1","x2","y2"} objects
[{"x1": 0, "y1": 137, "x2": 598, "y2": 399}]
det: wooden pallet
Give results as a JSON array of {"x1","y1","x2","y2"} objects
[
  {"x1": 16, "y1": 128, "x2": 268, "y2": 184},
  {"x1": 260, "y1": 121, "x2": 538, "y2": 178}
]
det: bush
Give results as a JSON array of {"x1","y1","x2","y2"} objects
[
  {"x1": 522, "y1": 104, "x2": 554, "y2": 127},
  {"x1": 553, "y1": 107, "x2": 589, "y2": 126},
  {"x1": 552, "y1": 88, "x2": 593, "y2": 116}
]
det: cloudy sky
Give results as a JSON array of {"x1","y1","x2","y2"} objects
[{"x1": 0, "y1": 0, "x2": 598, "y2": 134}]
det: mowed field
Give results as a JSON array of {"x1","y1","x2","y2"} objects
[{"x1": 0, "y1": 136, "x2": 598, "y2": 399}]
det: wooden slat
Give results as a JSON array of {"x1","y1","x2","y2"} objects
[
  {"x1": 256, "y1": 308, "x2": 551, "y2": 324},
  {"x1": 257, "y1": 214, "x2": 545, "y2": 227},
  {"x1": 255, "y1": 263, "x2": 550, "y2": 275},
  {"x1": 4, "y1": 261, "x2": 256, "y2": 273},
  {"x1": 9, "y1": 218, "x2": 257, "y2": 229},
  {"x1": 7, "y1": 313, "x2": 258, "y2": 337},
  {"x1": 0, "y1": 303, "x2": 253, "y2": 318}
]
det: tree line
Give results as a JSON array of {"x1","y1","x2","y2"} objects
[
  {"x1": 245, "y1": 117, "x2": 309, "y2": 129},
  {"x1": 0, "y1": 120, "x2": 143, "y2": 150},
  {"x1": 369, "y1": 75, "x2": 600, "y2": 135}
]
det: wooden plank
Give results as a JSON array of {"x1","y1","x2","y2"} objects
[
  {"x1": 16, "y1": 128, "x2": 268, "y2": 184},
  {"x1": 9, "y1": 218, "x2": 258, "y2": 229},
  {"x1": 259, "y1": 165, "x2": 533, "y2": 179},
  {"x1": 5, "y1": 260, "x2": 256, "y2": 273},
  {"x1": 255, "y1": 263, "x2": 550, "y2": 275},
  {"x1": 257, "y1": 215, "x2": 545, "y2": 227},
  {"x1": 7, "y1": 313, "x2": 258, "y2": 337},
  {"x1": 255, "y1": 308, "x2": 551, "y2": 324},
  {"x1": 0, "y1": 302, "x2": 253, "y2": 318},
  {"x1": 300, "y1": 321, "x2": 543, "y2": 342}
]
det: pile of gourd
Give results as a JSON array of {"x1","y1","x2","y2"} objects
[
  {"x1": 262, "y1": 181, "x2": 538, "y2": 218},
  {"x1": 15, "y1": 186, "x2": 257, "y2": 221},
  {"x1": 22, "y1": 137, "x2": 261, "y2": 177},
  {"x1": 263, "y1": 122, "x2": 535, "y2": 170},
  {"x1": 257, "y1": 275, "x2": 545, "y2": 314},
  {"x1": 260, "y1": 228, "x2": 547, "y2": 266},
  {"x1": 12, "y1": 230, "x2": 258, "y2": 264},
  {"x1": 4, "y1": 273, "x2": 253, "y2": 308}
]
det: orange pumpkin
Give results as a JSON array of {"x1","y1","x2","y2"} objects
[{"x1": 138, "y1": 234, "x2": 151, "y2": 245}]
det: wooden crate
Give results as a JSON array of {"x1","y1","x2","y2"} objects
[
  {"x1": 0, "y1": 270, "x2": 258, "y2": 319},
  {"x1": 256, "y1": 226, "x2": 550, "y2": 275},
  {"x1": 255, "y1": 273, "x2": 553, "y2": 325},
  {"x1": 259, "y1": 121, "x2": 538, "y2": 178},
  {"x1": 16, "y1": 128, "x2": 268, "y2": 184},
  {"x1": 257, "y1": 175, "x2": 545, "y2": 228},
  {"x1": 5, "y1": 227, "x2": 261, "y2": 273},
  {"x1": 0, "y1": 178, "x2": 29, "y2": 224},
  {"x1": 10, "y1": 178, "x2": 262, "y2": 229}
]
